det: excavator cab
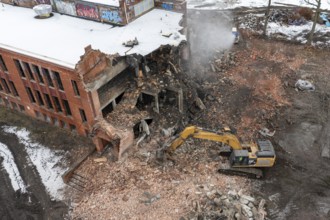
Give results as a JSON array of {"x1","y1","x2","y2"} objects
[{"x1": 229, "y1": 150, "x2": 249, "y2": 165}]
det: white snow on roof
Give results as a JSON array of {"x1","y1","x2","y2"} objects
[
  {"x1": 187, "y1": 0, "x2": 330, "y2": 10},
  {"x1": 0, "y1": 142, "x2": 27, "y2": 193},
  {"x1": 3, "y1": 126, "x2": 67, "y2": 200},
  {"x1": 0, "y1": 4, "x2": 185, "y2": 69},
  {"x1": 82, "y1": 0, "x2": 120, "y2": 7}
]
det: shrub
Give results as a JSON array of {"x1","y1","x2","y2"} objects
[{"x1": 298, "y1": 7, "x2": 313, "y2": 20}]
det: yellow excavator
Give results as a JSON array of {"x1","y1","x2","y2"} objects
[{"x1": 159, "y1": 126, "x2": 276, "y2": 178}]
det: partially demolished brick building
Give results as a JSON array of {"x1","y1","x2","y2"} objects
[{"x1": 0, "y1": 1, "x2": 188, "y2": 158}]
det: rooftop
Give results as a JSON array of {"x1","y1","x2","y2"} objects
[
  {"x1": 0, "y1": 4, "x2": 185, "y2": 69},
  {"x1": 82, "y1": 0, "x2": 120, "y2": 7}
]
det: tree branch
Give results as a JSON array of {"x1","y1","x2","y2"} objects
[{"x1": 303, "y1": 0, "x2": 319, "y2": 7}]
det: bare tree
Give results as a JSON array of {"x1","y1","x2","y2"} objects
[
  {"x1": 263, "y1": 0, "x2": 272, "y2": 36},
  {"x1": 304, "y1": 0, "x2": 322, "y2": 45}
]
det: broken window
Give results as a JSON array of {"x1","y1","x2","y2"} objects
[
  {"x1": 79, "y1": 108, "x2": 87, "y2": 122},
  {"x1": 43, "y1": 93, "x2": 53, "y2": 109},
  {"x1": 42, "y1": 67, "x2": 54, "y2": 87},
  {"x1": 22, "y1": 62, "x2": 35, "y2": 80},
  {"x1": 0, "y1": 55, "x2": 8, "y2": 71},
  {"x1": 62, "y1": 99, "x2": 72, "y2": 116},
  {"x1": 9, "y1": 81, "x2": 18, "y2": 97},
  {"x1": 71, "y1": 80, "x2": 80, "y2": 96},
  {"x1": 14, "y1": 59, "x2": 25, "y2": 78},
  {"x1": 26, "y1": 87, "x2": 36, "y2": 103},
  {"x1": 32, "y1": 64, "x2": 44, "y2": 84},
  {"x1": 1, "y1": 78, "x2": 10, "y2": 94},
  {"x1": 53, "y1": 71, "x2": 64, "y2": 90}
]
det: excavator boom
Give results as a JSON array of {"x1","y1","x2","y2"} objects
[{"x1": 168, "y1": 126, "x2": 243, "y2": 152}]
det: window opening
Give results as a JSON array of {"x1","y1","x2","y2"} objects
[
  {"x1": 26, "y1": 87, "x2": 36, "y2": 103},
  {"x1": 0, "y1": 55, "x2": 8, "y2": 71},
  {"x1": 71, "y1": 80, "x2": 80, "y2": 96},
  {"x1": 42, "y1": 68, "x2": 54, "y2": 87},
  {"x1": 9, "y1": 81, "x2": 18, "y2": 96},
  {"x1": 14, "y1": 59, "x2": 25, "y2": 77}
]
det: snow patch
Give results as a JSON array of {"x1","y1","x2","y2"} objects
[
  {"x1": 187, "y1": 0, "x2": 330, "y2": 10},
  {"x1": 0, "y1": 142, "x2": 27, "y2": 193},
  {"x1": 3, "y1": 126, "x2": 67, "y2": 200}
]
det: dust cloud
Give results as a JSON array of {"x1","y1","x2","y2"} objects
[{"x1": 188, "y1": 11, "x2": 235, "y2": 64}]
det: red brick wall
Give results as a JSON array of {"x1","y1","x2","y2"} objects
[{"x1": 0, "y1": 48, "x2": 96, "y2": 136}]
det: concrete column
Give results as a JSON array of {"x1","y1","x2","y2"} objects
[
  {"x1": 92, "y1": 137, "x2": 104, "y2": 152},
  {"x1": 178, "y1": 89, "x2": 184, "y2": 113},
  {"x1": 154, "y1": 94, "x2": 159, "y2": 113}
]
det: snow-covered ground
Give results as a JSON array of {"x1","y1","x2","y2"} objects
[
  {"x1": 0, "y1": 142, "x2": 27, "y2": 193},
  {"x1": 1, "y1": 126, "x2": 67, "y2": 200},
  {"x1": 237, "y1": 11, "x2": 330, "y2": 47},
  {"x1": 187, "y1": 0, "x2": 330, "y2": 10}
]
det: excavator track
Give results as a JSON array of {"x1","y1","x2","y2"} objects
[{"x1": 218, "y1": 161, "x2": 263, "y2": 179}]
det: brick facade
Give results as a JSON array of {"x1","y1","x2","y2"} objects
[{"x1": 0, "y1": 48, "x2": 96, "y2": 136}]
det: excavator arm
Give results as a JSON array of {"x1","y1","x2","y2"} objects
[{"x1": 168, "y1": 126, "x2": 243, "y2": 152}]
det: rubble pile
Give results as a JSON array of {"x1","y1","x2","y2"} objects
[
  {"x1": 268, "y1": 9, "x2": 308, "y2": 26},
  {"x1": 71, "y1": 152, "x2": 252, "y2": 219},
  {"x1": 186, "y1": 188, "x2": 267, "y2": 220},
  {"x1": 210, "y1": 50, "x2": 237, "y2": 73},
  {"x1": 238, "y1": 13, "x2": 264, "y2": 31}
]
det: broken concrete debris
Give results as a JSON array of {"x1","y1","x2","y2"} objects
[
  {"x1": 188, "y1": 189, "x2": 267, "y2": 220},
  {"x1": 211, "y1": 50, "x2": 237, "y2": 73},
  {"x1": 139, "y1": 191, "x2": 161, "y2": 205},
  {"x1": 259, "y1": 128, "x2": 276, "y2": 137},
  {"x1": 93, "y1": 157, "x2": 107, "y2": 163},
  {"x1": 295, "y1": 79, "x2": 315, "y2": 91},
  {"x1": 123, "y1": 37, "x2": 139, "y2": 47},
  {"x1": 268, "y1": 9, "x2": 308, "y2": 26}
]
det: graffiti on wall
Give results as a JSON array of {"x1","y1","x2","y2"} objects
[
  {"x1": 161, "y1": 2, "x2": 173, "y2": 10},
  {"x1": 76, "y1": 3, "x2": 99, "y2": 20},
  {"x1": 134, "y1": 0, "x2": 154, "y2": 17},
  {"x1": 54, "y1": 0, "x2": 77, "y2": 16},
  {"x1": 100, "y1": 8, "x2": 123, "y2": 24}
]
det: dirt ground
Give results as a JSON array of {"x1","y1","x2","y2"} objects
[{"x1": 1, "y1": 7, "x2": 330, "y2": 220}]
